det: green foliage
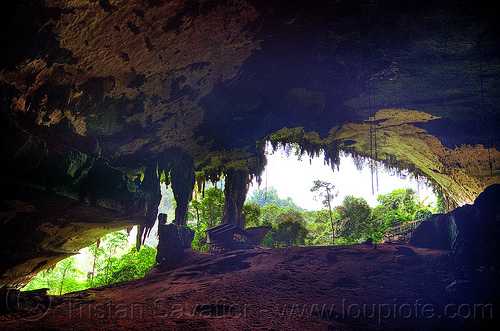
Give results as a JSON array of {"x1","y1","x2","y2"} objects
[
  {"x1": 336, "y1": 196, "x2": 372, "y2": 241},
  {"x1": 24, "y1": 184, "x2": 438, "y2": 296},
  {"x1": 377, "y1": 188, "x2": 418, "y2": 215},
  {"x1": 414, "y1": 208, "x2": 432, "y2": 221},
  {"x1": 383, "y1": 209, "x2": 413, "y2": 228},
  {"x1": 107, "y1": 246, "x2": 157, "y2": 284},
  {"x1": 255, "y1": 187, "x2": 434, "y2": 247},
  {"x1": 311, "y1": 180, "x2": 339, "y2": 244},
  {"x1": 359, "y1": 217, "x2": 386, "y2": 243},
  {"x1": 434, "y1": 189, "x2": 448, "y2": 214},
  {"x1": 90, "y1": 231, "x2": 129, "y2": 287},
  {"x1": 374, "y1": 188, "x2": 420, "y2": 228},
  {"x1": 276, "y1": 209, "x2": 305, "y2": 225},
  {"x1": 158, "y1": 184, "x2": 176, "y2": 220},
  {"x1": 310, "y1": 180, "x2": 338, "y2": 244},
  {"x1": 189, "y1": 220, "x2": 210, "y2": 252},
  {"x1": 260, "y1": 204, "x2": 283, "y2": 226},
  {"x1": 261, "y1": 217, "x2": 309, "y2": 248},
  {"x1": 24, "y1": 231, "x2": 157, "y2": 295},
  {"x1": 24, "y1": 256, "x2": 85, "y2": 295},
  {"x1": 187, "y1": 186, "x2": 225, "y2": 251},
  {"x1": 242, "y1": 203, "x2": 261, "y2": 227},
  {"x1": 188, "y1": 187, "x2": 225, "y2": 229},
  {"x1": 310, "y1": 180, "x2": 338, "y2": 210},
  {"x1": 303, "y1": 210, "x2": 336, "y2": 246},
  {"x1": 247, "y1": 187, "x2": 304, "y2": 211},
  {"x1": 87, "y1": 240, "x2": 105, "y2": 288}
]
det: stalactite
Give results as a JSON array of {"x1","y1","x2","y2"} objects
[
  {"x1": 137, "y1": 161, "x2": 162, "y2": 249},
  {"x1": 221, "y1": 168, "x2": 249, "y2": 228},
  {"x1": 168, "y1": 148, "x2": 195, "y2": 226},
  {"x1": 267, "y1": 128, "x2": 341, "y2": 171}
]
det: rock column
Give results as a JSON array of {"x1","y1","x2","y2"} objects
[
  {"x1": 169, "y1": 149, "x2": 195, "y2": 226},
  {"x1": 221, "y1": 168, "x2": 249, "y2": 228}
]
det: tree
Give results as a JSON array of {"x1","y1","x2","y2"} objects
[
  {"x1": 247, "y1": 187, "x2": 303, "y2": 211},
  {"x1": 188, "y1": 187, "x2": 225, "y2": 229},
  {"x1": 276, "y1": 209, "x2": 305, "y2": 225},
  {"x1": 242, "y1": 203, "x2": 261, "y2": 227},
  {"x1": 336, "y1": 196, "x2": 372, "y2": 242},
  {"x1": 88, "y1": 231, "x2": 129, "y2": 287},
  {"x1": 311, "y1": 180, "x2": 338, "y2": 244},
  {"x1": 376, "y1": 188, "x2": 420, "y2": 228},
  {"x1": 102, "y1": 231, "x2": 128, "y2": 284},
  {"x1": 107, "y1": 246, "x2": 157, "y2": 284},
  {"x1": 23, "y1": 256, "x2": 85, "y2": 295},
  {"x1": 158, "y1": 183, "x2": 176, "y2": 220},
  {"x1": 414, "y1": 208, "x2": 432, "y2": 221},
  {"x1": 88, "y1": 239, "x2": 105, "y2": 287},
  {"x1": 377, "y1": 188, "x2": 418, "y2": 215},
  {"x1": 188, "y1": 187, "x2": 225, "y2": 251},
  {"x1": 24, "y1": 231, "x2": 157, "y2": 295},
  {"x1": 304, "y1": 210, "x2": 338, "y2": 246},
  {"x1": 433, "y1": 189, "x2": 447, "y2": 214},
  {"x1": 261, "y1": 217, "x2": 309, "y2": 247},
  {"x1": 260, "y1": 204, "x2": 283, "y2": 226},
  {"x1": 55, "y1": 256, "x2": 81, "y2": 295}
]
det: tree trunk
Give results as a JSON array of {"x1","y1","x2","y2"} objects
[
  {"x1": 104, "y1": 253, "x2": 112, "y2": 284},
  {"x1": 59, "y1": 269, "x2": 66, "y2": 295},
  {"x1": 326, "y1": 187, "x2": 335, "y2": 244},
  {"x1": 90, "y1": 239, "x2": 100, "y2": 287}
]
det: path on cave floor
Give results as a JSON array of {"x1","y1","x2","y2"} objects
[{"x1": 2, "y1": 244, "x2": 461, "y2": 330}]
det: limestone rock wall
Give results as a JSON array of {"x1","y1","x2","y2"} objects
[{"x1": 1, "y1": 0, "x2": 499, "y2": 287}]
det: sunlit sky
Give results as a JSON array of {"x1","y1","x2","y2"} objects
[
  {"x1": 247, "y1": 146, "x2": 437, "y2": 210},
  {"x1": 81, "y1": 145, "x2": 437, "y2": 267}
]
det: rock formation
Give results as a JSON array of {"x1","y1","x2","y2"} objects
[
  {"x1": 411, "y1": 184, "x2": 500, "y2": 305},
  {"x1": 411, "y1": 184, "x2": 500, "y2": 264},
  {"x1": 1, "y1": 0, "x2": 499, "y2": 286}
]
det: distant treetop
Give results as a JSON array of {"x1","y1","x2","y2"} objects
[{"x1": 246, "y1": 187, "x2": 305, "y2": 211}]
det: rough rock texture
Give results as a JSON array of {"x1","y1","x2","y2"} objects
[
  {"x1": 156, "y1": 223, "x2": 195, "y2": 270},
  {"x1": 410, "y1": 214, "x2": 457, "y2": 250},
  {"x1": 1, "y1": 0, "x2": 500, "y2": 286},
  {"x1": 221, "y1": 169, "x2": 249, "y2": 228},
  {"x1": 411, "y1": 184, "x2": 500, "y2": 304},
  {"x1": 411, "y1": 184, "x2": 500, "y2": 261},
  {"x1": 1, "y1": 245, "x2": 497, "y2": 330},
  {"x1": 452, "y1": 184, "x2": 500, "y2": 269}
]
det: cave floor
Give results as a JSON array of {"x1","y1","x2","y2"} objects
[{"x1": 0, "y1": 244, "x2": 494, "y2": 330}]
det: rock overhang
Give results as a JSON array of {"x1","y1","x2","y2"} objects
[{"x1": 0, "y1": 0, "x2": 499, "y2": 287}]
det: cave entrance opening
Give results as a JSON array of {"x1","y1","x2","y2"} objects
[
  {"x1": 145, "y1": 143, "x2": 439, "y2": 250},
  {"x1": 247, "y1": 143, "x2": 437, "y2": 211},
  {"x1": 242, "y1": 142, "x2": 439, "y2": 246},
  {"x1": 21, "y1": 145, "x2": 439, "y2": 294}
]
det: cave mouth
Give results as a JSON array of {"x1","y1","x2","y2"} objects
[
  {"x1": 127, "y1": 140, "x2": 441, "y2": 250},
  {"x1": 246, "y1": 143, "x2": 438, "y2": 211},
  {"x1": 20, "y1": 143, "x2": 440, "y2": 295}
]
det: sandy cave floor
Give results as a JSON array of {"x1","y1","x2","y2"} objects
[{"x1": 1, "y1": 244, "x2": 497, "y2": 330}]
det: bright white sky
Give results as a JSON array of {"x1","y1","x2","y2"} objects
[
  {"x1": 247, "y1": 146, "x2": 437, "y2": 210},
  {"x1": 77, "y1": 145, "x2": 437, "y2": 269}
]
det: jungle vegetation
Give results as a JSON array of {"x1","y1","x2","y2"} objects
[{"x1": 24, "y1": 183, "x2": 436, "y2": 295}]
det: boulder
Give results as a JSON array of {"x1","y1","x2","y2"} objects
[
  {"x1": 411, "y1": 184, "x2": 500, "y2": 262},
  {"x1": 410, "y1": 214, "x2": 456, "y2": 250},
  {"x1": 452, "y1": 184, "x2": 500, "y2": 270},
  {"x1": 471, "y1": 184, "x2": 500, "y2": 241},
  {"x1": 411, "y1": 184, "x2": 500, "y2": 307},
  {"x1": 156, "y1": 223, "x2": 195, "y2": 270}
]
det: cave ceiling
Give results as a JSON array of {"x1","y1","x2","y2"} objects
[{"x1": 1, "y1": 0, "x2": 499, "y2": 287}]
